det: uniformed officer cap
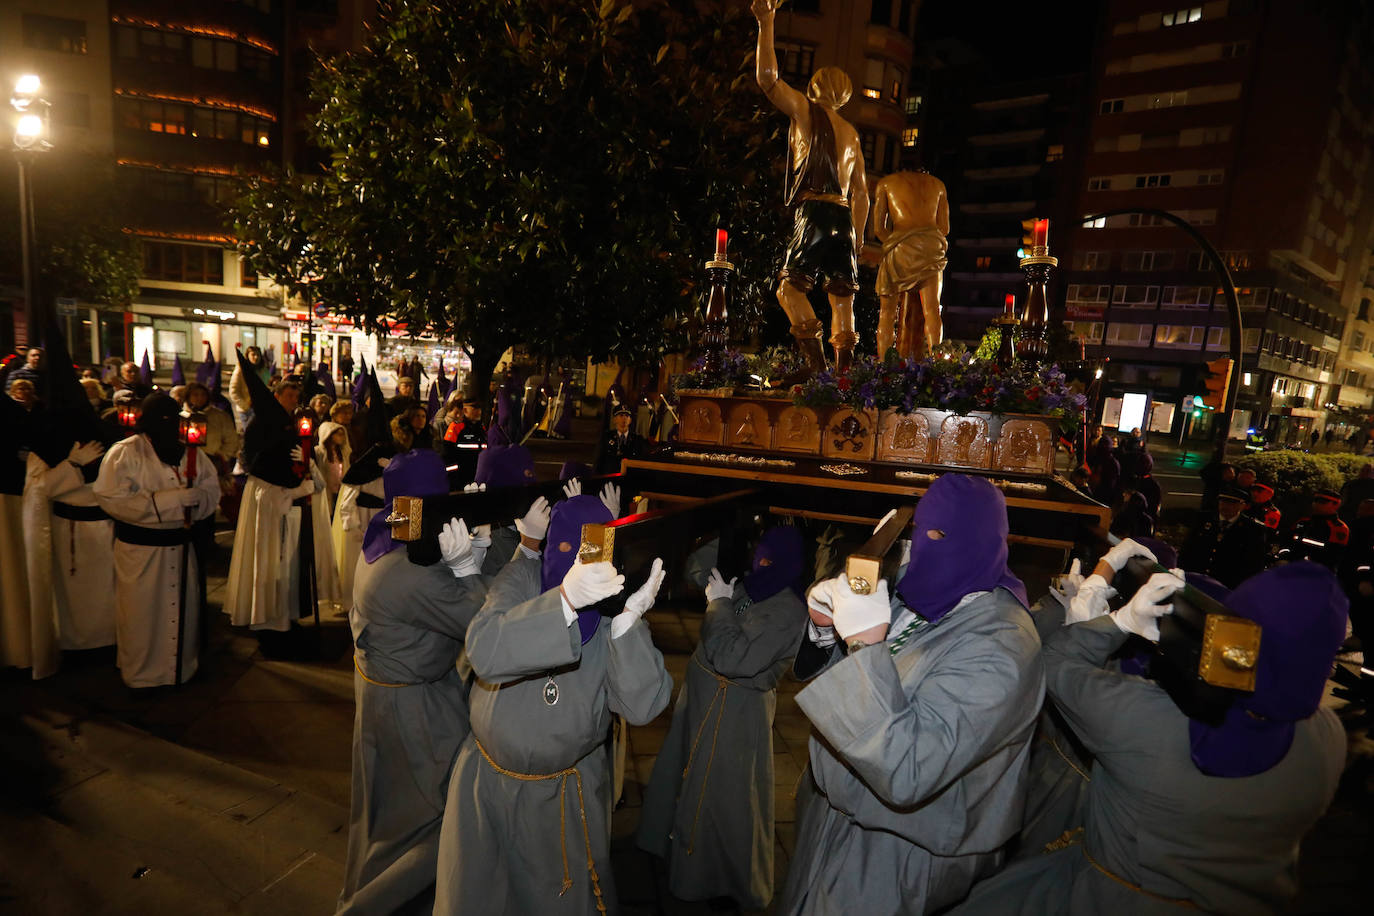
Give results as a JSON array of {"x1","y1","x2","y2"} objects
[
  {"x1": 1218, "y1": 484, "x2": 1251, "y2": 503},
  {"x1": 613, "y1": 406, "x2": 633, "y2": 417}
]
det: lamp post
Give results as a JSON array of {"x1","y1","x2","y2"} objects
[
  {"x1": 11, "y1": 74, "x2": 51, "y2": 347},
  {"x1": 1080, "y1": 208, "x2": 1243, "y2": 465}
]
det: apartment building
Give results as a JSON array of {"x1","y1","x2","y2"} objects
[{"x1": 1060, "y1": 0, "x2": 1374, "y2": 443}]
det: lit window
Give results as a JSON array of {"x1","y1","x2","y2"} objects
[
  {"x1": 1084, "y1": 216, "x2": 1107, "y2": 229},
  {"x1": 863, "y1": 88, "x2": 882, "y2": 100},
  {"x1": 1162, "y1": 7, "x2": 1202, "y2": 27},
  {"x1": 1099, "y1": 98, "x2": 1124, "y2": 114},
  {"x1": 901, "y1": 127, "x2": 918, "y2": 147},
  {"x1": 975, "y1": 256, "x2": 991, "y2": 269},
  {"x1": 903, "y1": 95, "x2": 922, "y2": 114},
  {"x1": 1046, "y1": 144, "x2": 1063, "y2": 162}
]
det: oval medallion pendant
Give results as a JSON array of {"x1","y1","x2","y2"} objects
[{"x1": 543, "y1": 676, "x2": 560, "y2": 707}]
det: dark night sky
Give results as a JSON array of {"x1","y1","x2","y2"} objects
[{"x1": 914, "y1": 0, "x2": 1104, "y2": 80}]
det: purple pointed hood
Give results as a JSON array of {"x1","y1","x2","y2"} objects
[
  {"x1": 316, "y1": 362, "x2": 337, "y2": 400},
  {"x1": 743, "y1": 526, "x2": 805, "y2": 602},
  {"x1": 362, "y1": 449, "x2": 450, "y2": 563},
  {"x1": 426, "y1": 381, "x2": 440, "y2": 421},
  {"x1": 542, "y1": 494, "x2": 614, "y2": 642},
  {"x1": 351, "y1": 354, "x2": 369, "y2": 409},
  {"x1": 896, "y1": 474, "x2": 1027, "y2": 623},
  {"x1": 195, "y1": 343, "x2": 217, "y2": 386},
  {"x1": 474, "y1": 442, "x2": 536, "y2": 487},
  {"x1": 559, "y1": 460, "x2": 591, "y2": 480},
  {"x1": 170, "y1": 356, "x2": 186, "y2": 386},
  {"x1": 437, "y1": 356, "x2": 452, "y2": 399},
  {"x1": 1133, "y1": 536, "x2": 1177, "y2": 570},
  {"x1": 1189, "y1": 562, "x2": 1348, "y2": 777},
  {"x1": 139, "y1": 350, "x2": 153, "y2": 385}
]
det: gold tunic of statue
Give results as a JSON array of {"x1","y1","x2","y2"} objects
[
  {"x1": 753, "y1": 0, "x2": 869, "y2": 375},
  {"x1": 873, "y1": 170, "x2": 949, "y2": 361}
]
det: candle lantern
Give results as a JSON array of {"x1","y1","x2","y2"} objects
[
  {"x1": 1017, "y1": 217, "x2": 1058, "y2": 367},
  {"x1": 701, "y1": 227, "x2": 735, "y2": 378},
  {"x1": 993, "y1": 293, "x2": 1020, "y2": 370},
  {"x1": 294, "y1": 408, "x2": 316, "y2": 479},
  {"x1": 179, "y1": 412, "x2": 208, "y2": 448},
  {"x1": 118, "y1": 404, "x2": 142, "y2": 428}
]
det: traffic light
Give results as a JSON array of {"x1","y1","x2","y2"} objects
[
  {"x1": 1018, "y1": 219, "x2": 1036, "y2": 258},
  {"x1": 1201, "y1": 357, "x2": 1233, "y2": 410}
]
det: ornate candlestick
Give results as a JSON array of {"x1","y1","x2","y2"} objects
[
  {"x1": 701, "y1": 227, "x2": 734, "y2": 376},
  {"x1": 993, "y1": 293, "x2": 1020, "y2": 369},
  {"x1": 1017, "y1": 218, "x2": 1057, "y2": 367}
]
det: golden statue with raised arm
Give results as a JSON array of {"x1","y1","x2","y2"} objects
[
  {"x1": 873, "y1": 170, "x2": 949, "y2": 360},
  {"x1": 753, "y1": 0, "x2": 868, "y2": 375}
]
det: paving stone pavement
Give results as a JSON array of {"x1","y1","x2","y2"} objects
[{"x1": 1, "y1": 517, "x2": 1370, "y2": 913}]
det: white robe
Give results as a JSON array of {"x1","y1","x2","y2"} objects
[
  {"x1": 223, "y1": 464, "x2": 342, "y2": 632},
  {"x1": 331, "y1": 477, "x2": 384, "y2": 612},
  {"x1": 92, "y1": 435, "x2": 220, "y2": 688},
  {"x1": 24, "y1": 454, "x2": 117, "y2": 660}
]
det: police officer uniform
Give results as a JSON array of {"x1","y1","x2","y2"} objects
[
  {"x1": 1281, "y1": 490, "x2": 1349, "y2": 570},
  {"x1": 594, "y1": 407, "x2": 647, "y2": 475},
  {"x1": 1179, "y1": 485, "x2": 1268, "y2": 588}
]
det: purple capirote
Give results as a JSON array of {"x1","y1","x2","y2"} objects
[
  {"x1": 743, "y1": 526, "x2": 805, "y2": 603},
  {"x1": 896, "y1": 474, "x2": 1028, "y2": 623},
  {"x1": 361, "y1": 449, "x2": 450, "y2": 564},
  {"x1": 474, "y1": 443, "x2": 536, "y2": 488},
  {"x1": 541, "y1": 494, "x2": 615, "y2": 644},
  {"x1": 1189, "y1": 561, "x2": 1348, "y2": 777}
]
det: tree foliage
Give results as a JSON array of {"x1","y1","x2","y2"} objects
[
  {"x1": 0, "y1": 155, "x2": 142, "y2": 309},
  {"x1": 228, "y1": 0, "x2": 785, "y2": 391}
]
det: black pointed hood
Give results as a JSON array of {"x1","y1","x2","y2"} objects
[
  {"x1": 342, "y1": 370, "x2": 392, "y2": 485},
  {"x1": 32, "y1": 318, "x2": 112, "y2": 470}
]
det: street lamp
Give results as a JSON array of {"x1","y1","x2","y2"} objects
[{"x1": 10, "y1": 74, "x2": 51, "y2": 344}]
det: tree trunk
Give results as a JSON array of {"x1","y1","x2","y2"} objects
[{"x1": 463, "y1": 338, "x2": 505, "y2": 421}]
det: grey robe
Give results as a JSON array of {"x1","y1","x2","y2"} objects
[
  {"x1": 636, "y1": 583, "x2": 807, "y2": 909},
  {"x1": 1015, "y1": 593, "x2": 1093, "y2": 859},
  {"x1": 781, "y1": 588, "x2": 1045, "y2": 916},
  {"x1": 433, "y1": 554, "x2": 674, "y2": 916},
  {"x1": 337, "y1": 550, "x2": 490, "y2": 915},
  {"x1": 952, "y1": 616, "x2": 1346, "y2": 915}
]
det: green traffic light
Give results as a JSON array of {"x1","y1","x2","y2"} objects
[
  {"x1": 1193, "y1": 409, "x2": 1202, "y2": 418},
  {"x1": 1016, "y1": 247, "x2": 1025, "y2": 258}
]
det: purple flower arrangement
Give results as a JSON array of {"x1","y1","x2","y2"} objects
[{"x1": 793, "y1": 352, "x2": 1087, "y2": 434}]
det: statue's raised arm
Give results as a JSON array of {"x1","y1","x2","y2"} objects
[{"x1": 753, "y1": 0, "x2": 807, "y2": 119}]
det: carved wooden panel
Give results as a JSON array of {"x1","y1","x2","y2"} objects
[
  {"x1": 821, "y1": 408, "x2": 877, "y2": 460},
  {"x1": 774, "y1": 406, "x2": 822, "y2": 454},
  {"x1": 993, "y1": 418, "x2": 1054, "y2": 475},
  {"x1": 725, "y1": 402, "x2": 773, "y2": 450},
  {"x1": 876, "y1": 410, "x2": 931, "y2": 463},
  {"x1": 679, "y1": 398, "x2": 723, "y2": 445},
  {"x1": 934, "y1": 413, "x2": 991, "y2": 468}
]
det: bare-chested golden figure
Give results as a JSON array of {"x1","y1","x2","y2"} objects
[
  {"x1": 873, "y1": 170, "x2": 949, "y2": 360},
  {"x1": 753, "y1": 0, "x2": 868, "y2": 375}
]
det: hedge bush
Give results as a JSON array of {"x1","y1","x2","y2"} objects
[{"x1": 1238, "y1": 450, "x2": 1371, "y2": 518}]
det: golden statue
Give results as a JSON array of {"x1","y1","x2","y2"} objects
[
  {"x1": 753, "y1": 0, "x2": 869, "y2": 375},
  {"x1": 873, "y1": 170, "x2": 949, "y2": 360}
]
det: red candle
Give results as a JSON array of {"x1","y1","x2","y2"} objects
[
  {"x1": 1004, "y1": 293, "x2": 1016, "y2": 317},
  {"x1": 1033, "y1": 219, "x2": 1049, "y2": 250},
  {"x1": 715, "y1": 228, "x2": 728, "y2": 258}
]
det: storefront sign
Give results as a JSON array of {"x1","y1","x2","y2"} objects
[{"x1": 190, "y1": 307, "x2": 236, "y2": 321}]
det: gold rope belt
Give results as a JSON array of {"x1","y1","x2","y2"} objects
[
  {"x1": 1046, "y1": 733, "x2": 1092, "y2": 783},
  {"x1": 353, "y1": 653, "x2": 415, "y2": 689},
  {"x1": 679, "y1": 654, "x2": 735, "y2": 855},
  {"x1": 1044, "y1": 828, "x2": 1202, "y2": 909},
  {"x1": 473, "y1": 737, "x2": 607, "y2": 915}
]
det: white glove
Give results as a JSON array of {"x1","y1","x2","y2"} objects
[
  {"x1": 462, "y1": 481, "x2": 486, "y2": 493},
  {"x1": 562, "y1": 479, "x2": 582, "y2": 499},
  {"x1": 1113, "y1": 571, "x2": 1185, "y2": 642},
  {"x1": 1101, "y1": 538, "x2": 1157, "y2": 573},
  {"x1": 872, "y1": 508, "x2": 897, "y2": 533},
  {"x1": 1065, "y1": 574, "x2": 1116, "y2": 626},
  {"x1": 600, "y1": 482, "x2": 621, "y2": 518},
  {"x1": 561, "y1": 560, "x2": 625, "y2": 610},
  {"x1": 1050, "y1": 558, "x2": 1086, "y2": 604},
  {"x1": 515, "y1": 495, "x2": 551, "y2": 541},
  {"x1": 705, "y1": 568, "x2": 736, "y2": 603},
  {"x1": 290, "y1": 445, "x2": 304, "y2": 463},
  {"x1": 806, "y1": 577, "x2": 838, "y2": 623},
  {"x1": 67, "y1": 441, "x2": 105, "y2": 466},
  {"x1": 470, "y1": 523, "x2": 492, "y2": 570},
  {"x1": 438, "y1": 518, "x2": 481, "y2": 577},
  {"x1": 830, "y1": 576, "x2": 892, "y2": 642},
  {"x1": 616, "y1": 558, "x2": 665, "y2": 635}
]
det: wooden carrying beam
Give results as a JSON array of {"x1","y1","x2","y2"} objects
[
  {"x1": 1118, "y1": 555, "x2": 1261, "y2": 727},
  {"x1": 577, "y1": 488, "x2": 760, "y2": 584},
  {"x1": 843, "y1": 506, "x2": 915, "y2": 596},
  {"x1": 388, "y1": 472, "x2": 629, "y2": 547}
]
